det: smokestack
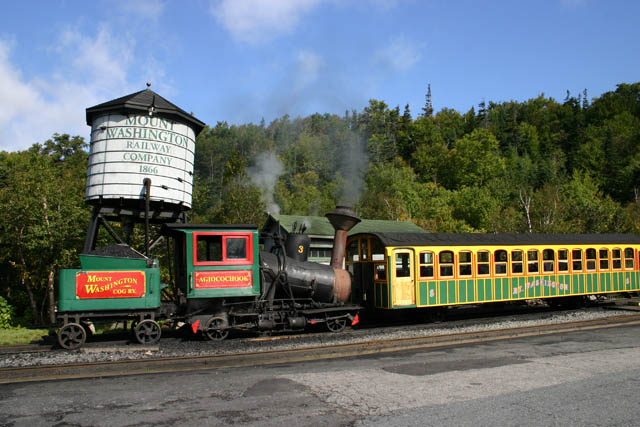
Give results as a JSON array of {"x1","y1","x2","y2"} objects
[{"x1": 326, "y1": 206, "x2": 361, "y2": 269}]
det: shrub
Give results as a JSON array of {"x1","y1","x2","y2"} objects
[{"x1": 0, "y1": 296, "x2": 15, "y2": 329}]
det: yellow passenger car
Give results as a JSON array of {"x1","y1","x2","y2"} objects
[{"x1": 346, "y1": 233, "x2": 640, "y2": 312}]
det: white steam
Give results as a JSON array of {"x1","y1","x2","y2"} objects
[
  {"x1": 247, "y1": 151, "x2": 284, "y2": 215},
  {"x1": 338, "y1": 134, "x2": 369, "y2": 207}
]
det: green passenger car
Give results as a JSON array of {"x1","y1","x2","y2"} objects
[{"x1": 346, "y1": 232, "x2": 640, "y2": 311}]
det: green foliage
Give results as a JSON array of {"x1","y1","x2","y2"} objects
[
  {"x1": 449, "y1": 129, "x2": 505, "y2": 188},
  {"x1": 277, "y1": 171, "x2": 336, "y2": 216},
  {"x1": 411, "y1": 116, "x2": 450, "y2": 185},
  {"x1": 413, "y1": 184, "x2": 475, "y2": 233},
  {"x1": 558, "y1": 171, "x2": 622, "y2": 233},
  {"x1": 0, "y1": 296, "x2": 14, "y2": 329},
  {"x1": 195, "y1": 178, "x2": 266, "y2": 225},
  {"x1": 434, "y1": 108, "x2": 467, "y2": 147},
  {"x1": 450, "y1": 186, "x2": 502, "y2": 232},
  {"x1": 359, "y1": 160, "x2": 423, "y2": 221},
  {"x1": 621, "y1": 201, "x2": 640, "y2": 234},
  {"x1": 0, "y1": 134, "x2": 90, "y2": 324}
]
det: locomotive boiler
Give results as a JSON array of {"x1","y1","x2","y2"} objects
[{"x1": 261, "y1": 206, "x2": 360, "y2": 304}]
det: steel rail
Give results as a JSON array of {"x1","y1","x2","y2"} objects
[
  {"x1": 1, "y1": 313, "x2": 639, "y2": 385},
  {"x1": 0, "y1": 343, "x2": 52, "y2": 355}
]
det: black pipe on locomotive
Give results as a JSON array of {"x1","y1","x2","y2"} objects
[{"x1": 284, "y1": 221, "x2": 310, "y2": 262}]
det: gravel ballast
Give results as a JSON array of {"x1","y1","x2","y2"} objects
[{"x1": 1, "y1": 305, "x2": 636, "y2": 369}]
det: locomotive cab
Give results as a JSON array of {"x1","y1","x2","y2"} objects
[{"x1": 161, "y1": 224, "x2": 261, "y2": 313}]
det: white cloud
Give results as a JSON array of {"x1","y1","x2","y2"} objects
[
  {"x1": 0, "y1": 40, "x2": 41, "y2": 125},
  {"x1": 56, "y1": 25, "x2": 134, "y2": 93},
  {"x1": 210, "y1": 0, "x2": 322, "y2": 44},
  {"x1": 373, "y1": 35, "x2": 422, "y2": 73},
  {"x1": 0, "y1": 39, "x2": 97, "y2": 151},
  {"x1": 0, "y1": 26, "x2": 151, "y2": 152}
]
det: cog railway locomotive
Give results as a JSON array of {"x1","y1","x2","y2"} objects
[{"x1": 56, "y1": 206, "x2": 362, "y2": 350}]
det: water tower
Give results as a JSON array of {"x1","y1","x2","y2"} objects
[{"x1": 83, "y1": 84, "x2": 205, "y2": 255}]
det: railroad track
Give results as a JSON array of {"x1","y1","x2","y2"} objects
[
  {"x1": 0, "y1": 343, "x2": 53, "y2": 355},
  {"x1": 0, "y1": 301, "x2": 637, "y2": 355},
  {"x1": 0, "y1": 338, "x2": 134, "y2": 356},
  {"x1": 2, "y1": 313, "x2": 640, "y2": 385}
]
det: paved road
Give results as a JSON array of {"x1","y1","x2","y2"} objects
[{"x1": 1, "y1": 324, "x2": 640, "y2": 426}]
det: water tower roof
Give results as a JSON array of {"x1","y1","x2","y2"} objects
[{"x1": 86, "y1": 88, "x2": 206, "y2": 135}]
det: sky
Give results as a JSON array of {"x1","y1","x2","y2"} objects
[{"x1": 0, "y1": 0, "x2": 638, "y2": 152}]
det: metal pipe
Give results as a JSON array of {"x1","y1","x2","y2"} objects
[
  {"x1": 329, "y1": 230, "x2": 348, "y2": 269},
  {"x1": 325, "y1": 206, "x2": 361, "y2": 270},
  {"x1": 83, "y1": 205, "x2": 100, "y2": 252},
  {"x1": 144, "y1": 178, "x2": 151, "y2": 257},
  {"x1": 98, "y1": 215, "x2": 126, "y2": 245}
]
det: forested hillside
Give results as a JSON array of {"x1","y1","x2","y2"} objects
[
  {"x1": 1, "y1": 82, "x2": 639, "y2": 324},
  {"x1": 193, "y1": 82, "x2": 640, "y2": 234}
]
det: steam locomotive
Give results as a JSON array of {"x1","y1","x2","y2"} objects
[{"x1": 55, "y1": 206, "x2": 362, "y2": 349}]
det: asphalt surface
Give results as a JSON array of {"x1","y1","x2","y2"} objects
[{"x1": 1, "y1": 323, "x2": 640, "y2": 426}]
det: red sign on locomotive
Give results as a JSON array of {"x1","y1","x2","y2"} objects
[
  {"x1": 194, "y1": 270, "x2": 253, "y2": 289},
  {"x1": 76, "y1": 271, "x2": 146, "y2": 299}
]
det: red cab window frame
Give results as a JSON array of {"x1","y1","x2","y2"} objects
[{"x1": 192, "y1": 232, "x2": 254, "y2": 266}]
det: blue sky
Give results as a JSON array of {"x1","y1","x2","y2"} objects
[{"x1": 1, "y1": 0, "x2": 638, "y2": 151}]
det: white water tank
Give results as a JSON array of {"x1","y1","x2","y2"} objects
[{"x1": 85, "y1": 87, "x2": 205, "y2": 209}]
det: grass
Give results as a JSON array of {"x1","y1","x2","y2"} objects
[
  {"x1": 0, "y1": 321, "x2": 175, "y2": 346},
  {"x1": 0, "y1": 327, "x2": 51, "y2": 345}
]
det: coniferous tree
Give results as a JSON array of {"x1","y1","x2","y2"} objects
[
  {"x1": 582, "y1": 88, "x2": 589, "y2": 109},
  {"x1": 422, "y1": 84, "x2": 433, "y2": 117},
  {"x1": 478, "y1": 99, "x2": 488, "y2": 129},
  {"x1": 403, "y1": 104, "x2": 412, "y2": 122}
]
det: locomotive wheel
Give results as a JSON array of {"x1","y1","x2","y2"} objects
[
  {"x1": 205, "y1": 317, "x2": 229, "y2": 341},
  {"x1": 57, "y1": 323, "x2": 87, "y2": 350},
  {"x1": 134, "y1": 319, "x2": 161, "y2": 344},
  {"x1": 129, "y1": 320, "x2": 139, "y2": 337},
  {"x1": 326, "y1": 316, "x2": 347, "y2": 333}
]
